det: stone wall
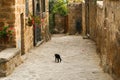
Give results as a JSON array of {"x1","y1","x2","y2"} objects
[
  {"x1": 53, "y1": 2, "x2": 82, "y2": 35},
  {"x1": 54, "y1": 14, "x2": 65, "y2": 33},
  {"x1": 103, "y1": 1, "x2": 120, "y2": 80},
  {"x1": 41, "y1": 0, "x2": 51, "y2": 41},
  {"x1": 82, "y1": 1, "x2": 86, "y2": 35},
  {"x1": 0, "y1": 0, "x2": 34, "y2": 54},
  {"x1": 96, "y1": 1, "x2": 120, "y2": 80},
  {"x1": 0, "y1": 0, "x2": 15, "y2": 27},
  {"x1": 0, "y1": 48, "x2": 22, "y2": 77},
  {"x1": 82, "y1": 0, "x2": 120, "y2": 80},
  {"x1": 15, "y1": 0, "x2": 33, "y2": 54},
  {"x1": 96, "y1": 1, "x2": 106, "y2": 69},
  {"x1": 68, "y1": 3, "x2": 82, "y2": 34},
  {"x1": 0, "y1": 0, "x2": 15, "y2": 47},
  {"x1": 88, "y1": 0, "x2": 97, "y2": 40}
]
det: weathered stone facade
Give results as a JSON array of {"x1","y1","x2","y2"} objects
[
  {"x1": 15, "y1": 0, "x2": 33, "y2": 54},
  {"x1": 103, "y1": 1, "x2": 120, "y2": 80},
  {"x1": 82, "y1": 0, "x2": 120, "y2": 80},
  {"x1": 96, "y1": 1, "x2": 104, "y2": 58},
  {"x1": 82, "y1": 1, "x2": 86, "y2": 35},
  {"x1": 0, "y1": 0, "x2": 34, "y2": 54},
  {"x1": 54, "y1": 14, "x2": 66, "y2": 33},
  {"x1": 41, "y1": 0, "x2": 51, "y2": 42},
  {"x1": 0, "y1": 0, "x2": 15, "y2": 47},
  {"x1": 0, "y1": 0, "x2": 15, "y2": 27},
  {"x1": 0, "y1": 48, "x2": 22, "y2": 77},
  {"x1": 0, "y1": 0, "x2": 50, "y2": 77},
  {"x1": 0, "y1": 0, "x2": 50, "y2": 54},
  {"x1": 88, "y1": 0, "x2": 97, "y2": 40},
  {"x1": 54, "y1": 2, "x2": 82, "y2": 35},
  {"x1": 68, "y1": 3, "x2": 82, "y2": 34}
]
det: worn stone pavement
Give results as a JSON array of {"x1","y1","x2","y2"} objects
[{"x1": 0, "y1": 34, "x2": 113, "y2": 80}]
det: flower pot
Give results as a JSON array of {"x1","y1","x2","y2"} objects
[{"x1": 28, "y1": 20, "x2": 33, "y2": 26}]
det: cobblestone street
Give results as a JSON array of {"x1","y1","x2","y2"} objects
[{"x1": 0, "y1": 35, "x2": 113, "y2": 80}]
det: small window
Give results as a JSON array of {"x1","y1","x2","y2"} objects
[
  {"x1": 25, "y1": 0, "x2": 29, "y2": 17},
  {"x1": 41, "y1": 0, "x2": 45, "y2": 12},
  {"x1": 36, "y1": 0, "x2": 40, "y2": 15},
  {"x1": 36, "y1": 1, "x2": 40, "y2": 12}
]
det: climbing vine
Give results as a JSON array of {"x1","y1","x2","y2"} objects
[{"x1": 49, "y1": 0, "x2": 68, "y2": 16}]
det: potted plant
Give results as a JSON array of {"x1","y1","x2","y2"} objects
[
  {"x1": 27, "y1": 14, "x2": 41, "y2": 26},
  {"x1": 28, "y1": 17, "x2": 33, "y2": 26},
  {"x1": 0, "y1": 26, "x2": 14, "y2": 44},
  {"x1": 33, "y1": 15, "x2": 41, "y2": 25}
]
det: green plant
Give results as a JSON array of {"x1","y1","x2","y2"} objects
[
  {"x1": 28, "y1": 17, "x2": 33, "y2": 26},
  {"x1": 49, "y1": 0, "x2": 68, "y2": 16},
  {"x1": 33, "y1": 16, "x2": 41, "y2": 25},
  {"x1": 0, "y1": 26, "x2": 14, "y2": 43},
  {"x1": 27, "y1": 13, "x2": 41, "y2": 26}
]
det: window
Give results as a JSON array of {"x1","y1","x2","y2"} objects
[
  {"x1": 41, "y1": 0, "x2": 45, "y2": 12},
  {"x1": 25, "y1": 0, "x2": 29, "y2": 16},
  {"x1": 36, "y1": 0, "x2": 40, "y2": 15}
]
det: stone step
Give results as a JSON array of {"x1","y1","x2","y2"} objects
[{"x1": 0, "y1": 48, "x2": 22, "y2": 77}]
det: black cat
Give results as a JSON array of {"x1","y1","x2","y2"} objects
[{"x1": 55, "y1": 54, "x2": 62, "y2": 63}]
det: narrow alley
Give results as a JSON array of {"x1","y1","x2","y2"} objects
[{"x1": 0, "y1": 35, "x2": 113, "y2": 80}]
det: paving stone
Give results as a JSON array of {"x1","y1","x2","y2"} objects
[{"x1": 0, "y1": 35, "x2": 113, "y2": 80}]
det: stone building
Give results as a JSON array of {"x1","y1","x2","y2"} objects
[
  {"x1": 0, "y1": 0, "x2": 50, "y2": 54},
  {"x1": 103, "y1": 1, "x2": 120, "y2": 80},
  {"x1": 54, "y1": 2, "x2": 82, "y2": 35},
  {"x1": 82, "y1": 0, "x2": 97, "y2": 39},
  {"x1": 0, "y1": 0, "x2": 50, "y2": 77},
  {"x1": 67, "y1": 2, "x2": 82, "y2": 35},
  {"x1": 82, "y1": 0, "x2": 120, "y2": 80}
]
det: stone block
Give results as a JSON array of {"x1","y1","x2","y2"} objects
[
  {"x1": 1, "y1": 7, "x2": 15, "y2": 12},
  {"x1": 0, "y1": 13, "x2": 10, "y2": 19},
  {"x1": 0, "y1": 48, "x2": 22, "y2": 77}
]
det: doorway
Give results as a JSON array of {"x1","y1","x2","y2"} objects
[{"x1": 33, "y1": 0, "x2": 42, "y2": 46}]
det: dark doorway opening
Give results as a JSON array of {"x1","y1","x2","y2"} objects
[
  {"x1": 20, "y1": 13, "x2": 25, "y2": 55},
  {"x1": 33, "y1": 0, "x2": 42, "y2": 46}
]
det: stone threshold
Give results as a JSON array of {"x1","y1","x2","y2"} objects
[{"x1": 35, "y1": 40, "x2": 44, "y2": 47}]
